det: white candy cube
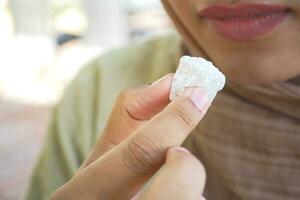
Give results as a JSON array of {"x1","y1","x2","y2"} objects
[{"x1": 170, "y1": 56, "x2": 226, "y2": 104}]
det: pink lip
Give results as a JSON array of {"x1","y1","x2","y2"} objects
[{"x1": 199, "y1": 4, "x2": 290, "y2": 41}]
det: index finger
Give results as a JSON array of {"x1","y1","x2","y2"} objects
[{"x1": 80, "y1": 74, "x2": 173, "y2": 170}]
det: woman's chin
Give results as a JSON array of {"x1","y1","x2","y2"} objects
[{"x1": 221, "y1": 64, "x2": 296, "y2": 85}]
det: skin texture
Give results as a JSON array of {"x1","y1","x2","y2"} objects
[
  {"x1": 50, "y1": 74, "x2": 208, "y2": 200},
  {"x1": 165, "y1": 0, "x2": 300, "y2": 84}
]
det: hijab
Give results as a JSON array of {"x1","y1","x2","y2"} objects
[{"x1": 162, "y1": 0, "x2": 300, "y2": 199}]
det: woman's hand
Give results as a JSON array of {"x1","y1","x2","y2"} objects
[{"x1": 50, "y1": 74, "x2": 210, "y2": 200}]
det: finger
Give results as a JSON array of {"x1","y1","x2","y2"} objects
[
  {"x1": 101, "y1": 73, "x2": 173, "y2": 148},
  {"x1": 140, "y1": 147, "x2": 206, "y2": 200},
  {"x1": 121, "y1": 73, "x2": 174, "y2": 121},
  {"x1": 81, "y1": 74, "x2": 173, "y2": 168},
  {"x1": 72, "y1": 87, "x2": 210, "y2": 199}
]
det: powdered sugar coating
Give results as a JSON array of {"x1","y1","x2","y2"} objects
[{"x1": 170, "y1": 56, "x2": 226, "y2": 103}]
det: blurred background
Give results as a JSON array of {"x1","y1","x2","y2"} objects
[{"x1": 0, "y1": 0, "x2": 172, "y2": 199}]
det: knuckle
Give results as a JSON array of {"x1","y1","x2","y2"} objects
[
  {"x1": 167, "y1": 98, "x2": 200, "y2": 131},
  {"x1": 121, "y1": 134, "x2": 163, "y2": 175},
  {"x1": 117, "y1": 88, "x2": 143, "y2": 119}
]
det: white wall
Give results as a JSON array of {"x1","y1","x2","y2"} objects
[
  {"x1": 82, "y1": 0, "x2": 129, "y2": 48},
  {"x1": 9, "y1": 0, "x2": 52, "y2": 36}
]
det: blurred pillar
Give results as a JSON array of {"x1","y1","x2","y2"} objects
[
  {"x1": 9, "y1": 0, "x2": 52, "y2": 36},
  {"x1": 82, "y1": 0, "x2": 129, "y2": 48}
]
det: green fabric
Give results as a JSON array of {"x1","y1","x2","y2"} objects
[{"x1": 23, "y1": 33, "x2": 182, "y2": 200}]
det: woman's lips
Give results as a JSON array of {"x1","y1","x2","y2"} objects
[{"x1": 199, "y1": 4, "x2": 290, "y2": 41}]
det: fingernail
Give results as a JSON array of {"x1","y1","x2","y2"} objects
[
  {"x1": 150, "y1": 74, "x2": 172, "y2": 86},
  {"x1": 200, "y1": 196, "x2": 206, "y2": 200},
  {"x1": 173, "y1": 147, "x2": 191, "y2": 154},
  {"x1": 190, "y1": 88, "x2": 209, "y2": 111},
  {"x1": 167, "y1": 147, "x2": 191, "y2": 161}
]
